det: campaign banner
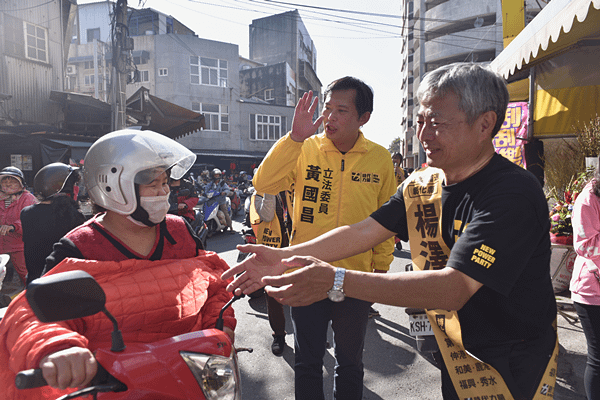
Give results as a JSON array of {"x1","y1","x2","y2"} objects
[{"x1": 493, "y1": 102, "x2": 529, "y2": 168}]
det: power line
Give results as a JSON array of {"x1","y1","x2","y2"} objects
[
  {"x1": 0, "y1": 0, "x2": 54, "y2": 12},
  {"x1": 248, "y1": 0, "x2": 403, "y2": 19}
]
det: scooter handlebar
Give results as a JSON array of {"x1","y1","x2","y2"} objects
[
  {"x1": 15, "y1": 368, "x2": 46, "y2": 389},
  {"x1": 16, "y1": 362, "x2": 123, "y2": 393}
]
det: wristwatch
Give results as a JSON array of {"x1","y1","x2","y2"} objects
[{"x1": 327, "y1": 268, "x2": 346, "y2": 302}]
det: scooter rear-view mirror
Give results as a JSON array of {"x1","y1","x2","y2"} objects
[{"x1": 26, "y1": 270, "x2": 106, "y2": 323}]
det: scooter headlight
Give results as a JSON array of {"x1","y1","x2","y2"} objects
[{"x1": 181, "y1": 351, "x2": 241, "y2": 400}]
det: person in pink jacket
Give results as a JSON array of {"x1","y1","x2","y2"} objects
[
  {"x1": 571, "y1": 165, "x2": 600, "y2": 400},
  {"x1": 0, "y1": 167, "x2": 38, "y2": 284}
]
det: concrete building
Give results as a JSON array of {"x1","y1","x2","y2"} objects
[
  {"x1": 0, "y1": 0, "x2": 79, "y2": 182},
  {"x1": 67, "y1": 2, "x2": 306, "y2": 173},
  {"x1": 239, "y1": 61, "x2": 297, "y2": 107},
  {"x1": 249, "y1": 10, "x2": 322, "y2": 106},
  {"x1": 399, "y1": 0, "x2": 542, "y2": 169}
]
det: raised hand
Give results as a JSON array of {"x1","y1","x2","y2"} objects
[
  {"x1": 221, "y1": 244, "x2": 288, "y2": 296},
  {"x1": 290, "y1": 91, "x2": 324, "y2": 142}
]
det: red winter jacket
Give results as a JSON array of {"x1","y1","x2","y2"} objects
[
  {"x1": 0, "y1": 253, "x2": 236, "y2": 400},
  {"x1": 0, "y1": 191, "x2": 37, "y2": 253}
]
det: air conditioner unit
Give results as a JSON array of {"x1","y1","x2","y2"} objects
[{"x1": 67, "y1": 65, "x2": 77, "y2": 75}]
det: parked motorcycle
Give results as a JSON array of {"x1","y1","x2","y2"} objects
[
  {"x1": 236, "y1": 229, "x2": 256, "y2": 263},
  {"x1": 16, "y1": 270, "x2": 250, "y2": 399},
  {"x1": 199, "y1": 189, "x2": 232, "y2": 237},
  {"x1": 403, "y1": 263, "x2": 439, "y2": 367},
  {"x1": 243, "y1": 187, "x2": 256, "y2": 228},
  {"x1": 237, "y1": 182, "x2": 253, "y2": 203},
  {"x1": 191, "y1": 207, "x2": 208, "y2": 250}
]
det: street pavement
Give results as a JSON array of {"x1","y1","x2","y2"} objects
[{"x1": 0, "y1": 212, "x2": 589, "y2": 398}]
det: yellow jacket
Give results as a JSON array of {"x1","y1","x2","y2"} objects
[{"x1": 254, "y1": 132, "x2": 396, "y2": 272}]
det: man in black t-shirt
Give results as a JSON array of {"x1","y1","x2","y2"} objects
[{"x1": 223, "y1": 63, "x2": 557, "y2": 400}]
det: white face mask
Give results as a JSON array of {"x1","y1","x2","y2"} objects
[{"x1": 127, "y1": 194, "x2": 170, "y2": 226}]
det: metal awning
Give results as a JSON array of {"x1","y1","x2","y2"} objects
[
  {"x1": 491, "y1": 0, "x2": 600, "y2": 80},
  {"x1": 50, "y1": 89, "x2": 204, "y2": 139},
  {"x1": 44, "y1": 139, "x2": 95, "y2": 148},
  {"x1": 50, "y1": 90, "x2": 112, "y2": 137},
  {"x1": 126, "y1": 87, "x2": 205, "y2": 140}
]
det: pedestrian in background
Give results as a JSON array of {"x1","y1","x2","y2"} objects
[
  {"x1": 392, "y1": 152, "x2": 407, "y2": 187},
  {"x1": 20, "y1": 163, "x2": 85, "y2": 284},
  {"x1": 0, "y1": 167, "x2": 37, "y2": 284},
  {"x1": 571, "y1": 160, "x2": 600, "y2": 400}
]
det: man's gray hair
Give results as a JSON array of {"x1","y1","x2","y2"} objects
[{"x1": 417, "y1": 62, "x2": 509, "y2": 137}]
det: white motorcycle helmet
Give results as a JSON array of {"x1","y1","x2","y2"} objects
[{"x1": 83, "y1": 129, "x2": 196, "y2": 215}]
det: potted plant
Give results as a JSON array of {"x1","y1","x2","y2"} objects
[{"x1": 548, "y1": 168, "x2": 594, "y2": 244}]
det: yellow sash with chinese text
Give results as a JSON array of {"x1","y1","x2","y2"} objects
[
  {"x1": 403, "y1": 168, "x2": 558, "y2": 399},
  {"x1": 250, "y1": 194, "x2": 284, "y2": 248}
]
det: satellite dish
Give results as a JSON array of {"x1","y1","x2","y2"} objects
[{"x1": 474, "y1": 17, "x2": 484, "y2": 28}]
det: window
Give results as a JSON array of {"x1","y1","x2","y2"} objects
[
  {"x1": 25, "y1": 22, "x2": 48, "y2": 62},
  {"x1": 84, "y1": 75, "x2": 95, "y2": 85},
  {"x1": 250, "y1": 114, "x2": 287, "y2": 141},
  {"x1": 5, "y1": 16, "x2": 49, "y2": 63},
  {"x1": 265, "y1": 89, "x2": 274, "y2": 101},
  {"x1": 139, "y1": 70, "x2": 149, "y2": 82},
  {"x1": 84, "y1": 61, "x2": 94, "y2": 70},
  {"x1": 193, "y1": 103, "x2": 229, "y2": 131},
  {"x1": 130, "y1": 70, "x2": 149, "y2": 83},
  {"x1": 86, "y1": 28, "x2": 100, "y2": 43},
  {"x1": 190, "y1": 56, "x2": 228, "y2": 87},
  {"x1": 158, "y1": 68, "x2": 168, "y2": 76},
  {"x1": 133, "y1": 55, "x2": 147, "y2": 65}
]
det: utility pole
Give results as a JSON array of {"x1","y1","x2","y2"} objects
[{"x1": 111, "y1": 0, "x2": 131, "y2": 130}]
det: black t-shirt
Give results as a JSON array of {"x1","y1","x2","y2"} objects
[{"x1": 371, "y1": 154, "x2": 557, "y2": 350}]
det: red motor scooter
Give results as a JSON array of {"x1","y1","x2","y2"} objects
[{"x1": 15, "y1": 270, "x2": 251, "y2": 399}]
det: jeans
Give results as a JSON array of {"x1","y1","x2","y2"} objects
[
  {"x1": 292, "y1": 297, "x2": 371, "y2": 400},
  {"x1": 575, "y1": 302, "x2": 600, "y2": 400},
  {"x1": 267, "y1": 294, "x2": 286, "y2": 336}
]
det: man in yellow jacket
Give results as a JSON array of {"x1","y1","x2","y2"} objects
[{"x1": 252, "y1": 76, "x2": 396, "y2": 400}]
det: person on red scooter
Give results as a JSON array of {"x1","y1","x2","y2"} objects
[
  {"x1": 0, "y1": 130, "x2": 236, "y2": 400},
  {"x1": 0, "y1": 166, "x2": 38, "y2": 285},
  {"x1": 168, "y1": 176, "x2": 199, "y2": 223}
]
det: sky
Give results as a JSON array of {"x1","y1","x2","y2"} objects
[{"x1": 80, "y1": 0, "x2": 404, "y2": 149}]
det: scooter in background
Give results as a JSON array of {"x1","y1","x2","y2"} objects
[
  {"x1": 200, "y1": 189, "x2": 232, "y2": 237},
  {"x1": 243, "y1": 187, "x2": 256, "y2": 228},
  {"x1": 228, "y1": 186, "x2": 242, "y2": 217},
  {"x1": 16, "y1": 270, "x2": 251, "y2": 399}
]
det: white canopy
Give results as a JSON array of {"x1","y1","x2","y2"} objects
[{"x1": 491, "y1": 0, "x2": 600, "y2": 80}]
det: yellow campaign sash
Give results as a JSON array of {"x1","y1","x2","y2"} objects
[
  {"x1": 403, "y1": 168, "x2": 558, "y2": 399},
  {"x1": 250, "y1": 195, "x2": 284, "y2": 248}
]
